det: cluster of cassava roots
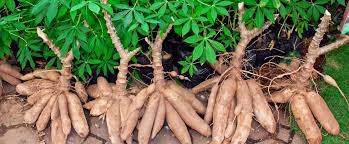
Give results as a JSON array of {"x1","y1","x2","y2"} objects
[
  {"x1": 0, "y1": 60, "x2": 23, "y2": 96},
  {"x1": 191, "y1": 3, "x2": 277, "y2": 144},
  {"x1": 263, "y1": 10, "x2": 349, "y2": 144},
  {"x1": 12, "y1": 2, "x2": 349, "y2": 144},
  {"x1": 16, "y1": 28, "x2": 89, "y2": 144}
]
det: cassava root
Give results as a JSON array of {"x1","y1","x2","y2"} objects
[
  {"x1": 83, "y1": 1, "x2": 140, "y2": 143},
  {"x1": 17, "y1": 28, "x2": 89, "y2": 144},
  {"x1": 0, "y1": 62, "x2": 23, "y2": 87},
  {"x1": 264, "y1": 10, "x2": 348, "y2": 144},
  {"x1": 197, "y1": 3, "x2": 277, "y2": 144},
  {"x1": 121, "y1": 20, "x2": 210, "y2": 144}
]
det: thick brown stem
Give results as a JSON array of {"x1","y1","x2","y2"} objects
[
  {"x1": 37, "y1": 28, "x2": 61, "y2": 58},
  {"x1": 101, "y1": 0, "x2": 140, "y2": 97},
  {"x1": 298, "y1": 11, "x2": 331, "y2": 83},
  {"x1": 37, "y1": 27, "x2": 73, "y2": 91},
  {"x1": 101, "y1": 0, "x2": 125, "y2": 56},
  {"x1": 229, "y1": 3, "x2": 273, "y2": 78},
  {"x1": 59, "y1": 52, "x2": 74, "y2": 91},
  {"x1": 318, "y1": 36, "x2": 349, "y2": 55},
  {"x1": 145, "y1": 24, "x2": 173, "y2": 86}
]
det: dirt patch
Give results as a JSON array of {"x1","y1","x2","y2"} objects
[
  {"x1": 0, "y1": 126, "x2": 41, "y2": 144},
  {"x1": 0, "y1": 98, "x2": 26, "y2": 127},
  {"x1": 0, "y1": 97, "x2": 41, "y2": 144}
]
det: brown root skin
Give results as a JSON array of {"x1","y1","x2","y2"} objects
[
  {"x1": 75, "y1": 81, "x2": 88, "y2": 103},
  {"x1": 191, "y1": 76, "x2": 220, "y2": 94},
  {"x1": 0, "y1": 62, "x2": 23, "y2": 79},
  {"x1": 87, "y1": 84, "x2": 102, "y2": 98},
  {"x1": 165, "y1": 101, "x2": 192, "y2": 144},
  {"x1": 0, "y1": 71, "x2": 21, "y2": 85},
  {"x1": 162, "y1": 87, "x2": 211, "y2": 137},
  {"x1": 212, "y1": 78, "x2": 236, "y2": 143},
  {"x1": 168, "y1": 81, "x2": 206, "y2": 114},
  {"x1": 119, "y1": 95, "x2": 132, "y2": 125},
  {"x1": 36, "y1": 93, "x2": 58, "y2": 131},
  {"x1": 247, "y1": 80, "x2": 276, "y2": 133},
  {"x1": 204, "y1": 83, "x2": 219, "y2": 123},
  {"x1": 0, "y1": 79, "x2": 3, "y2": 96},
  {"x1": 106, "y1": 101, "x2": 123, "y2": 144},
  {"x1": 224, "y1": 95, "x2": 237, "y2": 138},
  {"x1": 51, "y1": 100, "x2": 59, "y2": 120},
  {"x1": 121, "y1": 84, "x2": 155, "y2": 140},
  {"x1": 58, "y1": 94, "x2": 72, "y2": 135},
  {"x1": 90, "y1": 97, "x2": 110, "y2": 116},
  {"x1": 22, "y1": 69, "x2": 60, "y2": 81},
  {"x1": 51, "y1": 117, "x2": 67, "y2": 144},
  {"x1": 291, "y1": 94, "x2": 322, "y2": 144},
  {"x1": 266, "y1": 87, "x2": 295, "y2": 103},
  {"x1": 24, "y1": 94, "x2": 52, "y2": 124},
  {"x1": 230, "y1": 80, "x2": 253, "y2": 144},
  {"x1": 304, "y1": 91, "x2": 339, "y2": 135},
  {"x1": 66, "y1": 92, "x2": 89, "y2": 137},
  {"x1": 16, "y1": 79, "x2": 55, "y2": 95},
  {"x1": 97, "y1": 76, "x2": 113, "y2": 96},
  {"x1": 151, "y1": 94, "x2": 166, "y2": 139},
  {"x1": 27, "y1": 89, "x2": 53, "y2": 105},
  {"x1": 138, "y1": 92, "x2": 160, "y2": 144}
]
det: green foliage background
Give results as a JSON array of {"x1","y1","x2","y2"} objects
[{"x1": 0, "y1": 0, "x2": 346, "y2": 80}]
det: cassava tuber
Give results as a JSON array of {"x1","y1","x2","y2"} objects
[
  {"x1": 264, "y1": 10, "x2": 348, "y2": 143},
  {"x1": 17, "y1": 27, "x2": 89, "y2": 144}
]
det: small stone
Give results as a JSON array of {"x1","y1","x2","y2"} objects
[
  {"x1": 0, "y1": 126, "x2": 41, "y2": 144},
  {"x1": 291, "y1": 134, "x2": 305, "y2": 144},
  {"x1": 83, "y1": 137, "x2": 103, "y2": 144},
  {"x1": 255, "y1": 138, "x2": 284, "y2": 144},
  {"x1": 89, "y1": 116, "x2": 109, "y2": 140},
  {"x1": 276, "y1": 127, "x2": 291, "y2": 143},
  {"x1": 248, "y1": 120, "x2": 270, "y2": 141}
]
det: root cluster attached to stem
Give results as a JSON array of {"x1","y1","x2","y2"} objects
[
  {"x1": 193, "y1": 3, "x2": 277, "y2": 144},
  {"x1": 263, "y1": 10, "x2": 349, "y2": 144},
  {"x1": 83, "y1": 1, "x2": 140, "y2": 143},
  {"x1": 16, "y1": 28, "x2": 89, "y2": 144},
  {"x1": 121, "y1": 22, "x2": 210, "y2": 144}
]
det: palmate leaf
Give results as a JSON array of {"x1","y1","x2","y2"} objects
[
  {"x1": 88, "y1": 2, "x2": 100, "y2": 14},
  {"x1": 47, "y1": 1, "x2": 58, "y2": 24},
  {"x1": 205, "y1": 43, "x2": 216, "y2": 64}
]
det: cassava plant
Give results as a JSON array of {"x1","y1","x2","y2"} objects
[
  {"x1": 121, "y1": 24, "x2": 210, "y2": 144},
  {"x1": 83, "y1": 0, "x2": 140, "y2": 143},
  {"x1": 265, "y1": 10, "x2": 349, "y2": 144},
  {"x1": 15, "y1": 28, "x2": 89, "y2": 144},
  {"x1": 192, "y1": 3, "x2": 277, "y2": 144},
  {"x1": 0, "y1": 60, "x2": 23, "y2": 96}
]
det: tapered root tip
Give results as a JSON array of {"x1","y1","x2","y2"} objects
[{"x1": 325, "y1": 10, "x2": 331, "y2": 16}]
